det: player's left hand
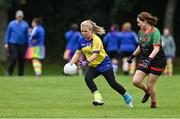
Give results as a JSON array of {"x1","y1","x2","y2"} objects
[
  {"x1": 79, "y1": 60, "x2": 88, "y2": 68},
  {"x1": 142, "y1": 57, "x2": 153, "y2": 69},
  {"x1": 127, "y1": 55, "x2": 135, "y2": 64}
]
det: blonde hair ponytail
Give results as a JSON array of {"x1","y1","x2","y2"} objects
[{"x1": 81, "y1": 20, "x2": 105, "y2": 35}]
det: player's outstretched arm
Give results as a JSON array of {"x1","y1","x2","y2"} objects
[{"x1": 70, "y1": 50, "x2": 82, "y2": 64}]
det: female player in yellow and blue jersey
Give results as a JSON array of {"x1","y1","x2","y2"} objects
[{"x1": 69, "y1": 20, "x2": 133, "y2": 107}]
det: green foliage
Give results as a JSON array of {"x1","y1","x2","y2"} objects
[
  {"x1": 4, "y1": 0, "x2": 180, "y2": 58},
  {"x1": 0, "y1": 0, "x2": 13, "y2": 9},
  {"x1": 0, "y1": 75, "x2": 180, "y2": 117}
]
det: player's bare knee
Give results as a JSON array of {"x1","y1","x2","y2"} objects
[{"x1": 132, "y1": 79, "x2": 141, "y2": 86}]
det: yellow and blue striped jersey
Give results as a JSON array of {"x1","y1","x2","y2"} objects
[{"x1": 77, "y1": 34, "x2": 112, "y2": 72}]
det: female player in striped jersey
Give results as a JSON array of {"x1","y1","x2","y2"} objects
[{"x1": 127, "y1": 12, "x2": 166, "y2": 108}]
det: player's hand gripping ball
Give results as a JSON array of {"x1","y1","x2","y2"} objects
[{"x1": 63, "y1": 63, "x2": 77, "y2": 75}]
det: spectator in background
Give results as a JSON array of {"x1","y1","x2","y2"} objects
[
  {"x1": 63, "y1": 23, "x2": 83, "y2": 75},
  {"x1": 25, "y1": 17, "x2": 45, "y2": 77},
  {"x1": 63, "y1": 23, "x2": 82, "y2": 62},
  {"x1": 161, "y1": 28, "x2": 176, "y2": 76},
  {"x1": 103, "y1": 24, "x2": 120, "y2": 75},
  {"x1": 119, "y1": 22, "x2": 138, "y2": 75},
  {"x1": 4, "y1": 10, "x2": 29, "y2": 76}
]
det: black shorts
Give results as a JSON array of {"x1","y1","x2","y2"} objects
[
  {"x1": 120, "y1": 51, "x2": 133, "y2": 58},
  {"x1": 107, "y1": 51, "x2": 119, "y2": 59},
  {"x1": 137, "y1": 59, "x2": 166, "y2": 76}
]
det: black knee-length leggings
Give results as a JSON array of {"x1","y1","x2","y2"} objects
[{"x1": 85, "y1": 67, "x2": 126, "y2": 95}]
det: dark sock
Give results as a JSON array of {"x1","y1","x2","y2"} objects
[
  {"x1": 151, "y1": 101, "x2": 156, "y2": 106},
  {"x1": 145, "y1": 90, "x2": 149, "y2": 94}
]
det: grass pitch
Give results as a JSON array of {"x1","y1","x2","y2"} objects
[{"x1": 0, "y1": 75, "x2": 180, "y2": 118}]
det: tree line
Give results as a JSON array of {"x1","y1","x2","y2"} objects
[{"x1": 0, "y1": 0, "x2": 179, "y2": 62}]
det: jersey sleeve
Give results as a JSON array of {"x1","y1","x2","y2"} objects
[
  {"x1": 92, "y1": 37, "x2": 102, "y2": 54},
  {"x1": 103, "y1": 33, "x2": 109, "y2": 44},
  {"x1": 4, "y1": 23, "x2": 12, "y2": 43},
  {"x1": 65, "y1": 32, "x2": 69, "y2": 42},
  {"x1": 25, "y1": 22, "x2": 29, "y2": 42},
  {"x1": 76, "y1": 39, "x2": 82, "y2": 53},
  {"x1": 170, "y1": 36, "x2": 176, "y2": 56},
  {"x1": 31, "y1": 28, "x2": 38, "y2": 39},
  {"x1": 153, "y1": 29, "x2": 161, "y2": 46},
  {"x1": 132, "y1": 32, "x2": 139, "y2": 44}
]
